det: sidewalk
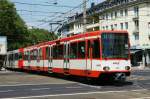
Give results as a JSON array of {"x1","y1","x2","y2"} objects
[{"x1": 131, "y1": 65, "x2": 150, "y2": 71}]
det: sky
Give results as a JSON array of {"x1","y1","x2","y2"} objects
[{"x1": 10, "y1": 0, "x2": 105, "y2": 31}]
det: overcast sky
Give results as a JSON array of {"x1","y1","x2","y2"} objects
[{"x1": 10, "y1": 0, "x2": 105, "y2": 30}]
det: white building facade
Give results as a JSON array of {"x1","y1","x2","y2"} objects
[{"x1": 58, "y1": 0, "x2": 150, "y2": 67}]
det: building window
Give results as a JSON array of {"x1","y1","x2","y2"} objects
[
  {"x1": 134, "y1": 6, "x2": 139, "y2": 17},
  {"x1": 115, "y1": 11, "x2": 117, "y2": 18},
  {"x1": 120, "y1": 23, "x2": 123, "y2": 30},
  {"x1": 120, "y1": 10, "x2": 123, "y2": 17},
  {"x1": 111, "y1": 25, "x2": 113, "y2": 30},
  {"x1": 103, "y1": 26, "x2": 105, "y2": 30},
  {"x1": 102, "y1": 15, "x2": 105, "y2": 20},
  {"x1": 106, "y1": 13, "x2": 108, "y2": 20},
  {"x1": 125, "y1": 9, "x2": 128, "y2": 16},
  {"x1": 106, "y1": 26, "x2": 108, "y2": 30},
  {"x1": 114, "y1": 24, "x2": 117, "y2": 29},
  {"x1": 148, "y1": 22, "x2": 150, "y2": 40},
  {"x1": 111, "y1": 12, "x2": 113, "y2": 19},
  {"x1": 135, "y1": 34, "x2": 139, "y2": 40},
  {"x1": 134, "y1": 20, "x2": 139, "y2": 30},
  {"x1": 125, "y1": 22, "x2": 128, "y2": 29}
]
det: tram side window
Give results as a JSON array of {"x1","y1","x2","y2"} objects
[
  {"x1": 27, "y1": 51, "x2": 30, "y2": 61},
  {"x1": 57, "y1": 45, "x2": 63, "y2": 59},
  {"x1": 24, "y1": 52, "x2": 28, "y2": 60},
  {"x1": 15, "y1": 53, "x2": 19, "y2": 60},
  {"x1": 53, "y1": 46, "x2": 57, "y2": 59},
  {"x1": 10, "y1": 54, "x2": 13, "y2": 61},
  {"x1": 46, "y1": 47, "x2": 50, "y2": 59},
  {"x1": 19, "y1": 53, "x2": 22, "y2": 60},
  {"x1": 30, "y1": 51, "x2": 34, "y2": 60},
  {"x1": 70, "y1": 42, "x2": 78, "y2": 59},
  {"x1": 78, "y1": 41, "x2": 86, "y2": 58},
  {"x1": 92, "y1": 39, "x2": 100, "y2": 58},
  {"x1": 39, "y1": 48, "x2": 42, "y2": 60},
  {"x1": 33, "y1": 50, "x2": 38, "y2": 60}
]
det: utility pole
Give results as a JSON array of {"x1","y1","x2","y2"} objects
[{"x1": 83, "y1": 0, "x2": 87, "y2": 33}]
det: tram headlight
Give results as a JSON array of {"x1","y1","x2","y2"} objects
[
  {"x1": 125, "y1": 66, "x2": 130, "y2": 70},
  {"x1": 103, "y1": 66, "x2": 110, "y2": 71}
]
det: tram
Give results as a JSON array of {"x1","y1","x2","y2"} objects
[{"x1": 4, "y1": 30, "x2": 131, "y2": 81}]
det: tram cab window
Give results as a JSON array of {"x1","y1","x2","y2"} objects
[
  {"x1": 78, "y1": 41, "x2": 86, "y2": 58},
  {"x1": 70, "y1": 42, "x2": 77, "y2": 59}
]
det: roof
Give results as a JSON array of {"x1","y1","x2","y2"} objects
[{"x1": 23, "y1": 30, "x2": 128, "y2": 50}]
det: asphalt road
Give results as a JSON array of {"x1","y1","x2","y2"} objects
[{"x1": 0, "y1": 69, "x2": 150, "y2": 99}]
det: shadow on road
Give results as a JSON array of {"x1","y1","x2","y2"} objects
[{"x1": 7, "y1": 69, "x2": 133, "y2": 87}]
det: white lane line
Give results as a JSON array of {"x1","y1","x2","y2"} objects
[
  {"x1": 0, "y1": 82, "x2": 76, "y2": 87},
  {"x1": 0, "y1": 90, "x2": 14, "y2": 93},
  {"x1": 78, "y1": 83, "x2": 101, "y2": 89},
  {"x1": 65, "y1": 86, "x2": 82, "y2": 89},
  {"x1": 2, "y1": 89, "x2": 148, "y2": 99},
  {"x1": 145, "y1": 83, "x2": 150, "y2": 85},
  {"x1": 131, "y1": 97, "x2": 150, "y2": 99},
  {"x1": 31, "y1": 88, "x2": 51, "y2": 91}
]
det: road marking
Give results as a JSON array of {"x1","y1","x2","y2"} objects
[
  {"x1": 2, "y1": 89, "x2": 147, "y2": 99},
  {"x1": 65, "y1": 86, "x2": 82, "y2": 89},
  {"x1": 0, "y1": 90, "x2": 14, "y2": 93},
  {"x1": 31, "y1": 88, "x2": 51, "y2": 91},
  {"x1": 145, "y1": 83, "x2": 150, "y2": 85},
  {"x1": 131, "y1": 97, "x2": 150, "y2": 99},
  {"x1": 78, "y1": 83, "x2": 101, "y2": 89},
  {"x1": 0, "y1": 82, "x2": 76, "y2": 87}
]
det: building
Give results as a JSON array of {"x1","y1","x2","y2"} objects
[{"x1": 58, "y1": 0, "x2": 150, "y2": 67}]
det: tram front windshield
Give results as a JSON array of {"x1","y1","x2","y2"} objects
[{"x1": 101, "y1": 33, "x2": 129, "y2": 59}]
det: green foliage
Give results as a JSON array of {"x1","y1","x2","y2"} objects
[
  {"x1": 0, "y1": 0, "x2": 57, "y2": 50},
  {"x1": 28, "y1": 28, "x2": 57, "y2": 45}
]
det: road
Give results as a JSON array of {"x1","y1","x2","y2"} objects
[{"x1": 0, "y1": 69, "x2": 150, "y2": 99}]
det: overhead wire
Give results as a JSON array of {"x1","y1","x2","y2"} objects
[
  {"x1": 13, "y1": 1, "x2": 75, "y2": 8},
  {"x1": 36, "y1": 0, "x2": 90, "y2": 27}
]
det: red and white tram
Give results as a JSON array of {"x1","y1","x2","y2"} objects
[{"x1": 4, "y1": 30, "x2": 131, "y2": 81}]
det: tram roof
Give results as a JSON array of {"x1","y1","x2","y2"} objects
[{"x1": 22, "y1": 30, "x2": 128, "y2": 50}]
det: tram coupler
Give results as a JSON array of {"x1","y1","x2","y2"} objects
[{"x1": 114, "y1": 73, "x2": 126, "y2": 81}]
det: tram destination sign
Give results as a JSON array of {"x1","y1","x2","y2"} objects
[{"x1": 0, "y1": 36, "x2": 7, "y2": 55}]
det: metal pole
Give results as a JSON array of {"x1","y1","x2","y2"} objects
[{"x1": 83, "y1": 0, "x2": 87, "y2": 33}]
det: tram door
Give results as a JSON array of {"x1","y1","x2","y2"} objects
[
  {"x1": 87, "y1": 39, "x2": 100, "y2": 71},
  {"x1": 48, "y1": 45, "x2": 53, "y2": 71},
  {"x1": 37, "y1": 48, "x2": 43, "y2": 70},
  {"x1": 63, "y1": 42, "x2": 70, "y2": 71},
  {"x1": 27, "y1": 51, "x2": 30, "y2": 68},
  {"x1": 86, "y1": 40, "x2": 92, "y2": 71}
]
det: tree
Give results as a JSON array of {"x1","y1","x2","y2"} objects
[
  {"x1": 0, "y1": 0, "x2": 58, "y2": 50},
  {"x1": 0, "y1": 0, "x2": 28, "y2": 50},
  {"x1": 28, "y1": 28, "x2": 57, "y2": 45}
]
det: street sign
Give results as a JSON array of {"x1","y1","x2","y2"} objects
[{"x1": 0, "y1": 36, "x2": 7, "y2": 55}]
